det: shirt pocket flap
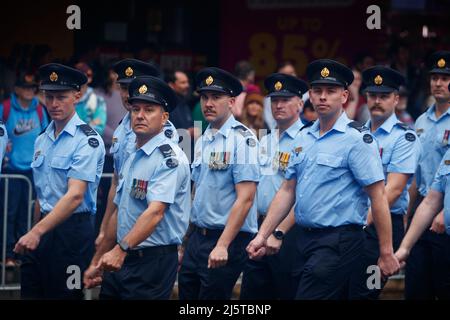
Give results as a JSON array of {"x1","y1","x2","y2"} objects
[
  {"x1": 50, "y1": 156, "x2": 71, "y2": 170},
  {"x1": 316, "y1": 153, "x2": 343, "y2": 168}
]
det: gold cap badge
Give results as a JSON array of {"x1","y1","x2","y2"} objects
[
  {"x1": 437, "y1": 58, "x2": 446, "y2": 68},
  {"x1": 374, "y1": 75, "x2": 383, "y2": 85},
  {"x1": 125, "y1": 67, "x2": 134, "y2": 77},
  {"x1": 320, "y1": 67, "x2": 330, "y2": 78},
  {"x1": 49, "y1": 72, "x2": 58, "y2": 82},
  {"x1": 205, "y1": 76, "x2": 213, "y2": 86},
  {"x1": 138, "y1": 84, "x2": 147, "y2": 94},
  {"x1": 274, "y1": 81, "x2": 282, "y2": 91}
]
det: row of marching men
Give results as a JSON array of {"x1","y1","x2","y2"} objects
[{"x1": 7, "y1": 51, "x2": 450, "y2": 300}]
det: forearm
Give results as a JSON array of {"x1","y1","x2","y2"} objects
[
  {"x1": 385, "y1": 184, "x2": 403, "y2": 208},
  {"x1": 401, "y1": 194, "x2": 442, "y2": 251},
  {"x1": 406, "y1": 178, "x2": 418, "y2": 219},
  {"x1": 32, "y1": 190, "x2": 84, "y2": 237},
  {"x1": 122, "y1": 205, "x2": 165, "y2": 249},
  {"x1": 275, "y1": 207, "x2": 296, "y2": 233},
  {"x1": 259, "y1": 183, "x2": 296, "y2": 240},
  {"x1": 91, "y1": 209, "x2": 118, "y2": 265},
  {"x1": 99, "y1": 175, "x2": 118, "y2": 234},
  {"x1": 217, "y1": 197, "x2": 254, "y2": 249},
  {"x1": 371, "y1": 192, "x2": 394, "y2": 255}
]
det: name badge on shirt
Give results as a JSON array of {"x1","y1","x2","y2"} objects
[
  {"x1": 131, "y1": 179, "x2": 148, "y2": 200},
  {"x1": 209, "y1": 151, "x2": 230, "y2": 170},
  {"x1": 273, "y1": 151, "x2": 291, "y2": 172},
  {"x1": 442, "y1": 130, "x2": 450, "y2": 146}
]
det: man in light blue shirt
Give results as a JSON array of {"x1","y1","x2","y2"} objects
[
  {"x1": 396, "y1": 146, "x2": 450, "y2": 298},
  {"x1": 349, "y1": 66, "x2": 421, "y2": 299},
  {"x1": 96, "y1": 59, "x2": 178, "y2": 249},
  {"x1": 247, "y1": 59, "x2": 400, "y2": 299},
  {"x1": 405, "y1": 51, "x2": 450, "y2": 300},
  {"x1": 178, "y1": 67, "x2": 259, "y2": 300},
  {"x1": 14, "y1": 63, "x2": 105, "y2": 299},
  {"x1": 240, "y1": 73, "x2": 308, "y2": 300},
  {"x1": 83, "y1": 75, "x2": 190, "y2": 299}
]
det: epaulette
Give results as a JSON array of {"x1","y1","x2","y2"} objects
[
  {"x1": 79, "y1": 124, "x2": 98, "y2": 136},
  {"x1": 348, "y1": 121, "x2": 368, "y2": 133},
  {"x1": 233, "y1": 125, "x2": 253, "y2": 137}
]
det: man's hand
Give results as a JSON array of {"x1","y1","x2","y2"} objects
[
  {"x1": 178, "y1": 245, "x2": 185, "y2": 272},
  {"x1": 246, "y1": 234, "x2": 267, "y2": 260},
  {"x1": 377, "y1": 252, "x2": 400, "y2": 278},
  {"x1": 13, "y1": 229, "x2": 41, "y2": 255},
  {"x1": 97, "y1": 245, "x2": 127, "y2": 272},
  {"x1": 83, "y1": 264, "x2": 104, "y2": 289},
  {"x1": 430, "y1": 211, "x2": 445, "y2": 234},
  {"x1": 208, "y1": 245, "x2": 228, "y2": 269},
  {"x1": 265, "y1": 235, "x2": 282, "y2": 256},
  {"x1": 394, "y1": 247, "x2": 410, "y2": 269}
]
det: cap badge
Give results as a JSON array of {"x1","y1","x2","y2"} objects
[
  {"x1": 374, "y1": 75, "x2": 383, "y2": 85},
  {"x1": 138, "y1": 84, "x2": 148, "y2": 94},
  {"x1": 437, "y1": 58, "x2": 446, "y2": 68},
  {"x1": 205, "y1": 76, "x2": 213, "y2": 86},
  {"x1": 25, "y1": 75, "x2": 34, "y2": 83},
  {"x1": 274, "y1": 81, "x2": 282, "y2": 91},
  {"x1": 125, "y1": 67, "x2": 134, "y2": 77},
  {"x1": 320, "y1": 67, "x2": 330, "y2": 78},
  {"x1": 49, "y1": 72, "x2": 58, "y2": 82}
]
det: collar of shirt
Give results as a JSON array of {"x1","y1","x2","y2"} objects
[
  {"x1": 278, "y1": 118, "x2": 304, "y2": 140},
  {"x1": 426, "y1": 104, "x2": 450, "y2": 122},
  {"x1": 308, "y1": 111, "x2": 350, "y2": 139},
  {"x1": 138, "y1": 130, "x2": 167, "y2": 156},
  {"x1": 204, "y1": 114, "x2": 237, "y2": 141},
  {"x1": 45, "y1": 112, "x2": 84, "y2": 141},
  {"x1": 365, "y1": 113, "x2": 399, "y2": 135}
]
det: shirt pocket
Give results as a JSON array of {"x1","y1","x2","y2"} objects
[
  {"x1": 314, "y1": 153, "x2": 345, "y2": 181},
  {"x1": 50, "y1": 155, "x2": 71, "y2": 170}
]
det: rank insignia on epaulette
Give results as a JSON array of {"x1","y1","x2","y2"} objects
[
  {"x1": 416, "y1": 128, "x2": 424, "y2": 136},
  {"x1": 445, "y1": 160, "x2": 450, "y2": 165},
  {"x1": 294, "y1": 146, "x2": 302, "y2": 155},
  {"x1": 112, "y1": 137, "x2": 118, "y2": 144},
  {"x1": 34, "y1": 150, "x2": 41, "y2": 160}
]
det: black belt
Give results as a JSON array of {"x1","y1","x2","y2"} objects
[
  {"x1": 41, "y1": 211, "x2": 92, "y2": 221},
  {"x1": 193, "y1": 225, "x2": 253, "y2": 238},
  {"x1": 126, "y1": 244, "x2": 177, "y2": 258},
  {"x1": 299, "y1": 224, "x2": 363, "y2": 233}
]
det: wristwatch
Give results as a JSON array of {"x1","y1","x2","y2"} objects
[
  {"x1": 273, "y1": 229, "x2": 285, "y2": 240},
  {"x1": 117, "y1": 240, "x2": 130, "y2": 252}
]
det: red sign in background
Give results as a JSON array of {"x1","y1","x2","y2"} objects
[{"x1": 219, "y1": 0, "x2": 387, "y2": 85}]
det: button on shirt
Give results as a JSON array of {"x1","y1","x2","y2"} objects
[
  {"x1": 110, "y1": 113, "x2": 179, "y2": 174},
  {"x1": 114, "y1": 131, "x2": 190, "y2": 247},
  {"x1": 285, "y1": 112, "x2": 384, "y2": 228},
  {"x1": 191, "y1": 115, "x2": 260, "y2": 234},
  {"x1": 415, "y1": 105, "x2": 450, "y2": 196},
  {"x1": 366, "y1": 113, "x2": 421, "y2": 215},
  {"x1": 31, "y1": 113, "x2": 105, "y2": 214},
  {"x1": 430, "y1": 148, "x2": 450, "y2": 235},
  {"x1": 257, "y1": 119, "x2": 304, "y2": 215}
]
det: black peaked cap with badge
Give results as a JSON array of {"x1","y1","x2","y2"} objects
[
  {"x1": 113, "y1": 58, "x2": 161, "y2": 84},
  {"x1": 39, "y1": 63, "x2": 87, "y2": 91},
  {"x1": 264, "y1": 73, "x2": 308, "y2": 98},
  {"x1": 362, "y1": 66, "x2": 405, "y2": 93},
  {"x1": 428, "y1": 51, "x2": 450, "y2": 75},
  {"x1": 128, "y1": 76, "x2": 178, "y2": 113},
  {"x1": 306, "y1": 59, "x2": 354, "y2": 88},
  {"x1": 195, "y1": 67, "x2": 243, "y2": 97}
]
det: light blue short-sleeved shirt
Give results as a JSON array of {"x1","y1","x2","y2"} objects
[
  {"x1": 110, "y1": 113, "x2": 179, "y2": 174},
  {"x1": 31, "y1": 113, "x2": 105, "y2": 214},
  {"x1": 257, "y1": 119, "x2": 304, "y2": 215},
  {"x1": 0, "y1": 122, "x2": 8, "y2": 172},
  {"x1": 415, "y1": 105, "x2": 450, "y2": 196},
  {"x1": 430, "y1": 148, "x2": 450, "y2": 235},
  {"x1": 365, "y1": 113, "x2": 421, "y2": 215},
  {"x1": 191, "y1": 115, "x2": 260, "y2": 234},
  {"x1": 285, "y1": 112, "x2": 384, "y2": 228},
  {"x1": 114, "y1": 130, "x2": 190, "y2": 247}
]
